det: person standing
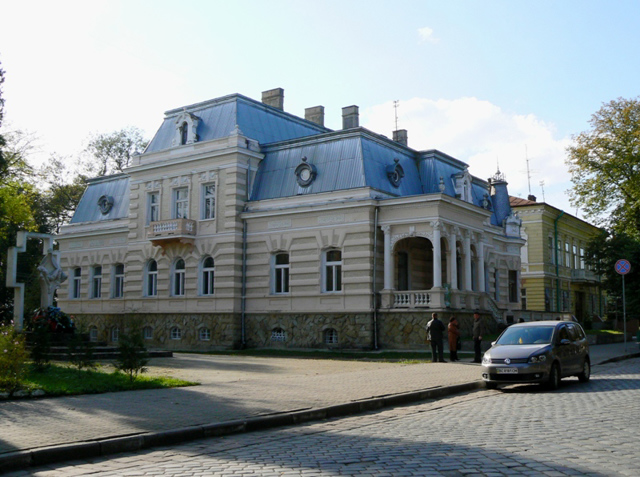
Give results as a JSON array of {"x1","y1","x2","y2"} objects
[
  {"x1": 426, "y1": 312, "x2": 446, "y2": 362},
  {"x1": 472, "y1": 311, "x2": 483, "y2": 363},
  {"x1": 448, "y1": 315, "x2": 460, "y2": 362}
]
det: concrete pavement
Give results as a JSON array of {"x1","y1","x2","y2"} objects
[{"x1": 0, "y1": 342, "x2": 638, "y2": 472}]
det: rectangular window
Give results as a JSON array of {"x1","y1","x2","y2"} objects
[
  {"x1": 274, "y1": 253, "x2": 290, "y2": 294},
  {"x1": 548, "y1": 237, "x2": 555, "y2": 264},
  {"x1": 557, "y1": 240, "x2": 562, "y2": 266},
  {"x1": 112, "y1": 264, "x2": 124, "y2": 298},
  {"x1": 91, "y1": 266, "x2": 102, "y2": 299},
  {"x1": 565, "y1": 242, "x2": 570, "y2": 268},
  {"x1": 544, "y1": 287, "x2": 551, "y2": 312},
  {"x1": 493, "y1": 270, "x2": 499, "y2": 301},
  {"x1": 147, "y1": 192, "x2": 159, "y2": 224},
  {"x1": 580, "y1": 248, "x2": 585, "y2": 269},
  {"x1": 201, "y1": 184, "x2": 216, "y2": 220},
  {"x1": 71, "y1": 268, "x2": 81, "y2": 299},
  {"x1": 573, "y1": 244, "x2": 578, "y2": 269},
  {"x1": 508, "y1": 270, "x2": 518, "y2": 303},
  {"x1": 562, "y1": 290, "x2": 570, "y2": 312},
  {"x1": 324, "y1": 250, "x2": 342, "y2": 292},
  {"x1": 173, "y1": 188, "x2": 189, "y2": 219},
  {"x1": 521, "y1": 288, "x2": 527, "y2": 310}
]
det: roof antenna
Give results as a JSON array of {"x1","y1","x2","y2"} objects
[
  {"x1": 393, "y1": 100, "x2": 399, "y2": 131},
  {"x1": 539, "y1": 180, "x2": 546, "y2": 202},
  {"x1": 525, "y1": 145, "x2": 532, "y2": 197}
]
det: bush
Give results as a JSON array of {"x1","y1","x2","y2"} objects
[
  {"x1": 0, "y1": 323, "x2": 29, "y2": 395},
  {"x1": 115, "y1": 322, "x2": 149, "y2": 382},
  {"x1": 67, "y1": 326, "x2": 96, "y2": 371}
]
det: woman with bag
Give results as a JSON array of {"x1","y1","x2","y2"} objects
[{"x1": 448, "y1": 315, "x2": 461, "y2": 362}]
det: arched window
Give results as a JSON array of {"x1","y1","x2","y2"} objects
[
  {"x1": 173, "y1": 259, "x2": 186, "y2": 296},
  {"x1": 112, "y1": 263, "x2": 124, "y2": 298},
  {"x1": 323, "y1": 249, "x2": 342, "y2": 293},
  {"x1": 324, "y1": 328, "x2": 338, "y2": 345},
  {"x1": 201, "y1": 256, "x2": 215, "y2": 295},
  {"x1": 180, "y1": 122, "x2": 188, "y2": 145},
  {"x1": 145, "y1": 260, "x2": 158, "y2": 297},
  {"x1": 91, "y1": 265, "x2": 102, "y2": 299},
  {"x1": 71, "y1": 267, "x2": 81, "y2": 299},
  {"x1": 271, "y1": 327, "x2": 286, "y2": 342},
  {"x1": 273, "y1": 253, "x2": 289, "y2": 294}
]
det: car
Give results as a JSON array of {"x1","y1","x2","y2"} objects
[{"x1": 481, "y1": 320, "x2": 590, "y2": 390}]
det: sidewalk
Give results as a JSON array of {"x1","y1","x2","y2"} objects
[{"x1": 1, "y1": 342, "x2": 638, "y2": 472}]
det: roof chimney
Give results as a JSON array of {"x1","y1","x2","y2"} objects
[
  {"x1": 342, "y1": 105, "x2": 359, "y2": 129},
  {"x1": 527, "y1": 194, "x2": 537, "y2": 202},
  {"x1": 393, "y1": 129, "x2": 408, "y2": 147},
  {"x1": 305, "y1": 106, "x2": 325, "y2": 127},
  {"x1": 262, "y1": 88, "x2": 284, "y2": 110}
]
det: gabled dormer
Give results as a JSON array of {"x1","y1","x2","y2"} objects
[
  {"x1": 452, "y1": 168, "x2": 473, "y2": 203},
  {"x1": 172, "y1": 110, "x2": 200, "y2": 146}
]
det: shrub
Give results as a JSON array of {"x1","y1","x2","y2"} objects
[
  {"x1": 67, "y1": 326, "x2": 96, "y2": 371},
  {"x1": 115, "y1": 322, "x2": 149, "y2": 382},
  {"x1": 0, "y1": 323, "x2": 29, "y2": 395}
]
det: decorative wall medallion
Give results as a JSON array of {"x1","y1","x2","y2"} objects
[
  {"x1": 97, "y1": 195, "x2": 114, "y2": 215},
  {"x1": 295, "y1": 157, "x2": 317, "y2": 187}
]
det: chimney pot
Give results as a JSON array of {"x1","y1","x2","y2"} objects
[
  {"x1": 305, "y1": 106, "x2": 325, "y2": 127},
  {"x1": 262, "y1": 88, "x2": 284, "y2": 110},
  {"x1": 393, "y1": 129, "x2": 408, "y2": 146},
  {"x1": 342, "y1": 105, "x2": 359, "y2": 129}
]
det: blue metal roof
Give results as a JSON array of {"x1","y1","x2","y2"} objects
[
  {"x1": 145, "y1": 94, "x2": 329, "y2": 154},
  {"x1": 70, "y1": 175, "x2": 130, "y2": 224}
]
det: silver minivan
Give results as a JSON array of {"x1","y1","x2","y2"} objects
[{"x1": 481, "y1": 320, "x2": 590, "y2": 390}]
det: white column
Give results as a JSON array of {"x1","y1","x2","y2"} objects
[
  {"x1": 382, "y1": 225, "x2": 394, "y2": 290},
  {"x1": 450, "y1": 230, "x2": 458, "y2": 290},
  {"x1": 464, "y1": 231, "x2": 472, "y2": 291},
  {"x1": 478, "y1": 240, "x2": 486, "y2": 292},
  {"x1": 433, "y1": 223, "x2": 442, "y2": 288}
]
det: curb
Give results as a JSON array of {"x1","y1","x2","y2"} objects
[{"x1": 0, "y1": 380, "x2": 485, "y2": 472}]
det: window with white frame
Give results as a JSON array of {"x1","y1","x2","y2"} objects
[
  {"x1": 573, "y1": 244, "x2": 578, "y2": 269},
  {"x1": 323, "y1": 249, "x2": 342, "y2": 293},
  {"x1": 565, "y1": 241, "x2": 570, "y2": 268},
  {"x1": 556, "y1": 239, "x2": 562, "y2": 266},
  {"x1": 71, "y1": 267, "x2": 81, "y2": 299},
  {"x1": 145, "y1": 260, "x2": 158, "y2": 297},
  {"x1": 580, "y1": 247, "x2": 585, "y2": 269},
  {"x1": 273, "y1": 253, "x2": 290, "y2": 294},
  {"x1": 548, "y1": 237, "x2": 554, "y2": 264},
  {"x1": 199, "y1": 327, "x2": 211, "y2": 341},
  {"x1": 173, "y1": 187, "x2": 189, "y2": 219},
  {"x1": 147, "y1": 191, "x2": 159, "y2": 224},
  {"x1": 143, "y1": 326, "x2": 153, "y2": 340},
  {"x1": 112, "y1": 264, "x2": 124, "y2": 298},
  {"x1": 91, "y1": 265, "x2": 102, "y2": 299},
  {"x1": 324, "y1": 328, "x2": 338, "y2": 345},
  {"x1": 201, "y1": 256, "x2": 215, "y2": 295},
  {"x1": 111, "y1": 326, "x2": 119, "y2": 342},
  {"x1": 173, "y1": 258, "x2": 186, "y2": 296},
  {"x1": 521, "y1": 288, "x2": 527, "y2": 310},
  {"x1": 201, "y1": 184, "x2": 216, "y2": 220},
  {"x1": 170, "y1": 326, "x2": 182, "y2": 340},
  {"x1": 89, "y1": 326, "x2": 98, "y2": 342}
]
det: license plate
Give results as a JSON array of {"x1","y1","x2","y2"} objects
[{"x1": 497, "y1": 367, "x2": 518, "y2": 374}]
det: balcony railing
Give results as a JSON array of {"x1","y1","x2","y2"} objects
[
  {"x1": 571, "y1": 269, "x2": 600, "y2": 283},
  {"x1": 393, "y1": 291, "x2": 432, "y2": 308},
  {"x1": 148, "y1": 219, "x2": 197, "y2": 248}
]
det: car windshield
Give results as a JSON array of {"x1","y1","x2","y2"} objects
[{"x1": 496, "y1": 326, "x2": 555, "y2": 345}]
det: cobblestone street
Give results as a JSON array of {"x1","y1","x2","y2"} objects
[{"x1": 11, "y1": 357, "x2": 640, "y2": 476}]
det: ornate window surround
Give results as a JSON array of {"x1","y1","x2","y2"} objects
[{"x1": 172, "y1": 110, "x2": 200, "y2": 146}]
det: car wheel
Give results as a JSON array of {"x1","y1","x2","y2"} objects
[
  {"x1": 486, "y1": 382, "x2": 498, "y2": 390},
  {"x1": 578, "y1": 359, "x2": 591, "y2": 383},
  {"x1": 546, "y1": 363, "x2": 561, "y2": 390}
]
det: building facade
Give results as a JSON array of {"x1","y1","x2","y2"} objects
[
  {"x1": 56, "y1": 88, "x2": 525, "y2": 350},
  {"x1": 511, "y1": 196, "x2": 604, "y2": 321}
]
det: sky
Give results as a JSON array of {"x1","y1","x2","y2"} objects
[{"x1": 1, "y1": 0, "x2": 639, "y2": 216}]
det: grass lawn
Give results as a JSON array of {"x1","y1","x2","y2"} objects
[{"x1": 18, "y1": 364, "x2": 198, "y2": 397}]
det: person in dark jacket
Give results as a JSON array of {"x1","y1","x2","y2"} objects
[
  {"x1": 426, "y1": 312, "x2": 446, "y2": 362},
  {"x1": 472, "y1": 311, "x2": 483, "y2": 363},
  {"x1": 448, "y1": 315, "x2": 461, "y2": 362}
]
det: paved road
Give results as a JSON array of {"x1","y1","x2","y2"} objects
[{"x1": 6, "y1": 354, "x2": 640, "y2": 476}]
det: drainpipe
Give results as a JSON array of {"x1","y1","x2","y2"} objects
[
  {"x1": 241, "y1": 217, "x2": 247, "y2": 347},
  {"x1": 554, "y1": 211, "x2": 565, "y2": 313},
  {"x1": 373, "y1": 206, "x2": 379, "y2": 349}
]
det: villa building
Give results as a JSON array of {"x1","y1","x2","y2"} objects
[{"x1": 56, "y1": 88, "x2": 525, "y2": 350}]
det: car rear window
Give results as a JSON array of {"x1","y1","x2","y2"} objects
[{"x1": 497, "y1": 326, "x2": 555, "y2": 345}]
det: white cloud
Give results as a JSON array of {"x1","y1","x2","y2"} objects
[
  {"x1": 362, "y1": 97, "x2": 575, "y2": 212},
  {"x1": 417, "y1": 26, "x2": 438, "y2": 43}
]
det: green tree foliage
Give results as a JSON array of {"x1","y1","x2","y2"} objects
[
  {"x1": 585, "y1": 230, "x2": 640, "y2": 319},
  {"x1": 566, "y1": 97, "x2": 640, "y2": 237},
  {"x1": 115, "y1": 320, "x2": 149, "y2": 382},
  {"x1": 84, "y1": 126, "x2": 148, "y2": 176},
  {"x1": 0, "y1": 322, "x2": 29, "y2": 395}
]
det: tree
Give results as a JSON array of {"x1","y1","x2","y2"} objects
[
  {"x1": 566, "y1": 97, "x2": 640, "y2": 237},
  {"x1": 84, "y1": 126, "x2": 148, "y2": 177},
  {"x1": 584, "y1": 230, "x2": 640, "y2": 320}
]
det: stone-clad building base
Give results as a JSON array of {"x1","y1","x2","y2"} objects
[{"x1": 72, "y1": 311, "x2": 496, "y2": 351}]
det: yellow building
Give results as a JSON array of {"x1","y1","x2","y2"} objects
[{"x1": 511, "y1": 196, "x2": 604, "y2": 321}]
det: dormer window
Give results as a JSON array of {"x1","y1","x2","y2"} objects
[
  {"x1": 386, "y1": 158, "x2": 404, "y2": 188},
  {"x1": 172, "y1": 111, "x2": 200, "y2": 146},
  {"x1": 180, "y1": 122, "x2": 188, "y2": 145},
  {"x1": 295, "y1": 157, "x2": 317, "y2": 187},
  {"x1": 453, "y1": 168, "x2": 474, "y2": 203}
]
